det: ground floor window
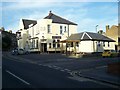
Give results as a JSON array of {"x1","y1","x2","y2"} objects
[
  {"x1": 53, "y1": 40, "x2": 56, "y2": 48},
  {"x1": 49, "y1": 43, "x2": 51, "y2": 48},
  {"x1": 57, "y1": 40, "x2": 60, "y2": 48},
  {"x1": 76, "y1": 42, "x2": 79, "y2": 47},
  {"x1": 71, "y1": 42, "x2": 73, "y2": 47},
  {"x1": 103, "y1": 41, "x2": 105, "y2": 47},
  {"x1": 97, "y1": 41, "x2": 100, "y2": 47},
  {"x1": 36, "y1": 40, "x2": 38, "y2": 48},
  {"x1": 108, "y1": 42, "x2": 110, "y2": 47}
]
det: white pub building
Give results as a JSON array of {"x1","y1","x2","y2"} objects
[{"x1": 16, "y1": 11, "x2": 78, "y2": 53}]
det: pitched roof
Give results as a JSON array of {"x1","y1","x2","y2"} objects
[
  {"x1": 44, "y1": 11, "x2": 77, "y2": 25},
  {"x1": 67, "y1": 33, "x2": 83, "y2": 41},
  {"x1": 22, "y1": 19, "x2": 37, "y2": 29},
  {"x1": 67, "y1": 32, "x2": 115, "y2": 42}
]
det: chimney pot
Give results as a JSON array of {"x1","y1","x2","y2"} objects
[
  {"x1": 49, "y1": 10, "x2": 52, "y2": 14},
  {"x1": 106, "y1": 25, "x2": 110, "y2": 33}
]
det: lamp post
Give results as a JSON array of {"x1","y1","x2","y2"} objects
[{"x1": 96, "y1": 25, "x2": 98, "y2": 33}]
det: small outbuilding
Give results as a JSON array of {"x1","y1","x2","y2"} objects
[{"x1": 61, "y1": 32, "x2": 115, "y2": 54}]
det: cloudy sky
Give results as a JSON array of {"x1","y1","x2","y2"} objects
[{"x1": 1, "y1": 0, "x2": 118, "y2": 33}]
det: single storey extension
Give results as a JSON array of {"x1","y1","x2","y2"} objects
[{"x1": 61, "y1": 32, "x2": 115, "y2": 53}]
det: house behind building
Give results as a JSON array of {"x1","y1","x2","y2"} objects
[{"x1": 105, "y1": 25, "x2": 120, "y2": 51}]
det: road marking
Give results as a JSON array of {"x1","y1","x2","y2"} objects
[
  {"x1": 29, "y1": 61, "x2": 37, "y2": 64},
  {"x1": 67, "y1": 71, "x2": 72, "y2": 74},
  {"x1": 42, "y1": 64, "x2": 47, "y2": 67},
  {"x1": 54, "y1": 67, "x2": 61, "y2": 70},
  {"x1": 6, "y1": 70, "x2": 30, "y2": 85},
  {"x1": 52, "y1": 65, "x2": 58, "y2": 68},
  {"x1": 38, "y1": 64, "x2": 42, "y2": 66},
  {"x1": 54, "y1": 67, "x2": 62, "y2": 69},
  {"x1": 64, "y1": 69, "x2": 71, "y2": 72},
  {"x1": 48, "y1": 65, "x2": 52, "y2": 68},
  {"x1": 60, "y1": 70, "x2": 65, "y2": 72},
  {"x1": 95, "y1": 66, "x2": 107, "y2": 69},
  {"x1": 68, "y1": 76, "x2": 90, "y2": 82}
]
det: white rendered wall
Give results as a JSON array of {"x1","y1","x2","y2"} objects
[
  {"x1": 79, "y1": 41, "x2": 94, "y2": 53},
  {"x1": 103, "y1": 42, "x2": 115, "y2": 50}
]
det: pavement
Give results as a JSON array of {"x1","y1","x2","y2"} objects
[
  {"x1": 75, "y1": 66, "x2": 120, "y2": 87},
  {"x1": 2, "y1": 51, "x2": 120, "y2": 88}
]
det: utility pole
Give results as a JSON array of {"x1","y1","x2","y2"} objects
[{"x1": 96, "y1": 25, "x2": 98, "y2": 33}]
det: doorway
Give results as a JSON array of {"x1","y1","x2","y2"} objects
[
  {"x1": 115, "y1": 45, "x2": 118, "y2": 52},
  {"x1": 41, "y1": 43, "x2": 47, "y2": 52}
]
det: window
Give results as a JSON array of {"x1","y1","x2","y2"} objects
[
  {"x1": 49, "y1": 43, "x2": 51, "y2": 48},
  {"x1": 31, "y1": 41, "x2": 34, "y2": 48},
  {"x1": 36, "y1": 40, "x2": 38, "y2": 48},
  {"x1": 53, "y1": 40, "x2": 56, "y2": 48},
  {"x1": 60, "y1": 26, "x2": 62, "y2": 34},
  {"x1": 71, "y1": 42, "x2": 73, "y2": 47},
  {"x1": 16, "y1": 32, "x2": 21, "y2": 38},
  {"x1": 64, "y1": 26, "x2": 66, "y2": 32},
  {"x1": 118, "y1": 37, "x2": 120, "y2": 43},
  {"x1": 76, "y1": 42, "x2": 79, "y2": 47},
  {"x1": 97, "y1": 41, "x2": 100, "y2": 47},
  {"x1": 108, "y1": 42, "x2": 110, "y2": 47},
  {"x1": 118, "y1": 38, "x2": 120, "y2": 46},
  {"x1": 66, "y1": 43, "x2": 69, "y2": 47},
  {"x1": 47, "y1": 24, "x2": 50, "y2": 33},
  {"x1": 57, "y1": 40, "x2": 60, "y2": 48},
  {"x1": 30, "y1": 41, "x2": 32, "y2": 49},
  {"x1": 103, "y1": 41, "x2": 105, "y2": 47},
  {"x1": 33, "y1": 40, "x2": 35, "y2": 48}
]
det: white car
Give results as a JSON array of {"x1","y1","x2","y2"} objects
[{"x1": 12, "y1": 48, "x2": 28, "y2": 55}]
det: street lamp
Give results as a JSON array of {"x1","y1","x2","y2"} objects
[{"x1": 96, "y1": 25, "x2": 98, "y2": 33}]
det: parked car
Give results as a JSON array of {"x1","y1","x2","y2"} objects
[
  {"x1": 11, "y1": 48, "x2": 18, "y2": 55},
  {"x1": 11, "y1": 48, "x2": 29, "y2": 55},
  {"x1": 102, "y1": 50, "x2": 118, "y2": 57}
]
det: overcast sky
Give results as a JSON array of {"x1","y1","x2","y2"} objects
[{"x1": 1, "y1": 0, "x2": 118, "y2": 33}]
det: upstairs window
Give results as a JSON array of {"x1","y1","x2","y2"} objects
[
  {"x1": 64, "y1": 26, "x2": 67, "y2": 32},
  {"x1": 60, "y1": 26, "x2": 62, "y2": 34},
  {"x1": 47, "y1": 24, "x2": 50, "y2": 33}
]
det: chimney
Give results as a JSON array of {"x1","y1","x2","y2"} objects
[
  {"x1": 98, "y1": 30, "x2": 103, "y2": 34},
  {"x1": 9, "y1": 30, "x2": 12, "y2": 33},
  {"x1": 49, "y1": 10, "x2": 52, "y2": 15},
  {"x1": 106, "y1": 25, "x2": 109, "y2": 33}
]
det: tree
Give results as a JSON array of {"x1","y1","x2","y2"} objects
[
  {"x1": 2, "y1": 35, "x2": 12, "y2": 51},
  {"x1": 0, "y1": 27, "x2": 5, "y2": 31}
]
